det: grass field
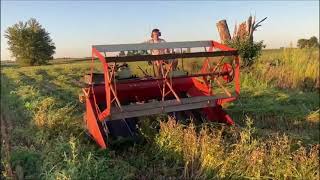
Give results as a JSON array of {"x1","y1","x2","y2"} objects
[{"x1": 1, "y1": 48, "x2": 319, "y2": 179}]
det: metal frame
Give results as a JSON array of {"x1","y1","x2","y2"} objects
[
  {"x1": 84, "y1": 40, "x2": 240, "y2": 149},
  {"x1": 93, "y1": 40, "x2": 213, "y2": 52},
  {"x1": 105, "y1": 51, "x2": 238, "y2": 62}
]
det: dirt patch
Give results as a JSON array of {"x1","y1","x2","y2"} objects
[
  {"x1": 1, "y1": 112, "x2": 24, "y2": 180},
  {"x1": 1, "y1": 112, "x2": 14, "y2": 178}
]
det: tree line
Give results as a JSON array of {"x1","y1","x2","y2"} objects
[
  {"x1": 4, "y1": 18, "x2": 319, "y2": 66},
  {"x1": 297, "y1": 36, "x2": 319, "y2": 49}
]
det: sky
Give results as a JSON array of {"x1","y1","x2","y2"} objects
[{"x1": 1, "y1": 0, "x2": 319, "y2": 60}]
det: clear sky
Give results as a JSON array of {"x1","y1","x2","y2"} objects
[{"x1": 1, "y1": 0, "x2": 319, "y2": 60}]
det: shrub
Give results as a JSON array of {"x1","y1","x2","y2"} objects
[{"x1": 227, "y1": 38, "x2": 265, "y2": 67}]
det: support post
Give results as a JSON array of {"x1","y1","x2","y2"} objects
[{"x1": 216, "y1": 20, "x2": 231, "y2": 44}]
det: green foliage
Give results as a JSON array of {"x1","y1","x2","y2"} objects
[
  {"x1": 5, "y1": 18, "x2": 56, "y2": 66},
  {"x1": 127, "y1": 50, "x2": 149, "y2": 56},
  {"x1": 127, "y1": 50, "x2": 136, "y2": 56},
  {"x1": 10, "y1": 148, "x2": 41, "y2": 178},
  {"x1": 297, "y1": 36, "x2": 319, "y2": 48},
  {"x1": 139, "y1": 49, "x2": 149, "y2": 55},
  {"x1": 0, "y1": 48, "x2": 319, "y2": 179},
  {"x1": 227, "y1": 38, "x2": 265, "y2": 67}
]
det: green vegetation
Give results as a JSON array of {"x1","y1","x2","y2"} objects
[
  {"x1": 4, "y1": 18, "x2": 56, "y2": 66},
  {"x1": 297, "y1": 36, "x2": 319, "y2": 49},
  {"x1": 253, "y1": 48, "x2": 319, "y2": 90},
  {"x1": 227, "y1": 38, "x2": 265, "y2": 67},
  {"x1": 1, "y1": 48, "x2": 319, "y2": 179}
]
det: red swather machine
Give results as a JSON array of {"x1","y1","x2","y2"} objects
[{"x1": 80, "y1": 40, "x2": 240, "y2": 148}]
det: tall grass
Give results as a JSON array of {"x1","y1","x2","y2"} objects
[
  {"x1": 253, "y1": 48, "x2": 319, "y2": 90},
  {"x1": 0, "y1": 65, "x2": 134, "y2": 179},
  {"x1": 1, "y1": 48, "x2": 319, "y2": 179},
  {"x1": 156, "y1": 117, "x2": 319, "y2": 179}
]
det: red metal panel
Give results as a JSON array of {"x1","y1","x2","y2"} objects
[
  {"x1": 92, "y1": 48, "x2": 111, "y2": 121},
  {"x1": 211, "y1": 41, "x2": 236, "y2": 51},
  {"x1": 86, "y1": 98, "x2": 107, "y2": 149},
  {"x1": 204, "y1": 106, "x2": 234, "y2": 125},
  {"x1": 234, "y1": 56, "x2": 240, "y2": 95},
  {"x1": 186, "y1": 79, "x2": 235, "y2": 125}
]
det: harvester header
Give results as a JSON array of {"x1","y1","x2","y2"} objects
[{"x1": 81, "y1": 39, "x2": 240, "y2": 148}]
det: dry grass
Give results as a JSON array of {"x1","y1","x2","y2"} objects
[
  {"x1": 156, "y1": 117, "x2": 319, "y2": 179},
  {"x1": 253, "y1": 48, "x2": 319, "y2": 90}
]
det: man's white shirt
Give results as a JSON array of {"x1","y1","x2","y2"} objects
[{"x1": 145, "y1": 38, "x2": 167, "y2": 55}]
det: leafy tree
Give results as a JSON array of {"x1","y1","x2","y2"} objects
[
  {"x1": 297, "y1": 39, "x2": 308, "y2": 48},
  {"x1": 5, "y1": 18, "x2": 56, "y2": 66},
  {"x1": 227, "y1": 38, "x2": 265, "y2": 67},
  {"x1": 308, "y1": 36, "x2": 319, "y2": 48},
  {"x1": 297, "y1": 36, "x2": 319, "y2": 49}
]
